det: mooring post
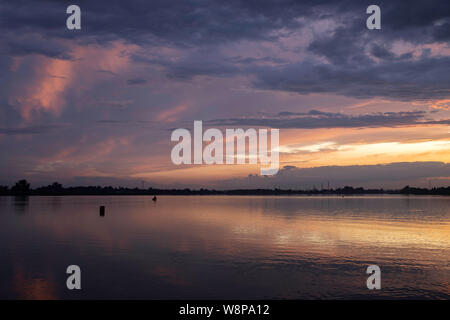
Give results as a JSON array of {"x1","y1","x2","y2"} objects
[{"x1": 99, "y1": 205, "x2": 105, "y2": 216}]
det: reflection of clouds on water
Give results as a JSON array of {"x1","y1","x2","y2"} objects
[
  {"x1": 13, "y1": 265, "x2": 58, "y2": 300},
  {"x1": 13, "y1": 196, "x2": 29, "y2": 214},
  {"x1": 151, "y1": 265, "x2": 190, "y2": 287},
  {"x1": 1, "y1": 196, "x2": 449, "y2": 299}
]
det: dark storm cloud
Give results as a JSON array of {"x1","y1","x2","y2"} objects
[
  {"x1": 370, "y1": 44, "x2": 413, "y2": 61},
  {"x1": 0, "y1": 33, "x2": 73, "y2": 60},
  {"x1": 0, "y1": 0, "x2": 306, "y2": 47},
  {"x1": 1, "y1": 0, "x2": 449, "y2": 101},
  {"x1": 307, "y1": 26, "x2": 372, "y2": 66},
  {"x1": 206, "y1": 110, "x2": 447, "y2": 129},
  {"x1": 2, "y1": 1, "x2": 448, "y2": 49},
  {"x1": 251, "y1": 1, "x2": 450, "y2": 101},
  {"x1": 254, "y1": 55, "x2": 450, "y2": 101},
  {"x1": 381, "y1": 1, "x2": 450, "y2": 35}
]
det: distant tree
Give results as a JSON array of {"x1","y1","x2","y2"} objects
[
  {"x1": 50, "y1": 182, "x2": 62, "y2": 189},
  {"x1": 34, "y1": 182, "x2": 64, "y2": 195},
  {"x1": 11, "y1": 179, "x2": 31, "y2": 195},
  {"x1": 0, "y1": 185, "x2": 9, "y2": 195}
]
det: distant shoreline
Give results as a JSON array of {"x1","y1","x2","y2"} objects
[
  {"x1": 2, "y1": 184, "x2": 450, "y2": 196},
  {"x1": 3, "y1": 193, "x2": 450, "y2": 197}
]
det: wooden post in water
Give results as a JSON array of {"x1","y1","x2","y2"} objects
[{"x1": 99, "y1": 205, "x2": 105, "y2": 216}]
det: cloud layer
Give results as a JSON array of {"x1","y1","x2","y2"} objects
[
  {"x1": 0, "y1": 0, "x2": 449, "y2": 187},
  {"x1": 207, "y1": 110, "x2": 450, "y2": 129},
  {"x1": 220, "y1": 162, "x2": 450, "y2": 189}
]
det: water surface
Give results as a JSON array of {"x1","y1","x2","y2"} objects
[{"x1": 0, "y1": 195, "x2": 449, "y2": 299}]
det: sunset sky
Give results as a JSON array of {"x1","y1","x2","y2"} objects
[{"x1": 1, "y1": 0, "x2": 450, "y2": 189}]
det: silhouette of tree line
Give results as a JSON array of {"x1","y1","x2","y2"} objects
[{"x1": 1, "y1": 179, "x2": 450, "y2": 196}]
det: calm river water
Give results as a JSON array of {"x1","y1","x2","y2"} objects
[{"x1": 0, "y1": 195, "x2": 448, "y2": 299}]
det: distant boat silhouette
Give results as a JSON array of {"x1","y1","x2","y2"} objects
[{"x1": 152, "y1": 196, "x2": 157, "y2": 202}]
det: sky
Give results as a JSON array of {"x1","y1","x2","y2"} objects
[{"x1": 1, "y1": 0, "x2": 450, "y2": 189}]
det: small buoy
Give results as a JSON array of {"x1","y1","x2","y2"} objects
[
  {"x1": 152, "y1": 196, "x2": 157, "y2": 202},
  {"x1": 99, "y1": 206, "x2": 105, "y2": 216}
]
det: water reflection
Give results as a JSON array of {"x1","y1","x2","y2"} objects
[
  {"x1": 13, "y1": 196, "x2": 29, "y2": 214},
  {"x1": 0, "y1": 195, "x2": 448, "y2": 299},
  {"x1": 13, "y1": 265, "x2": 58, "y2": 300}
]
